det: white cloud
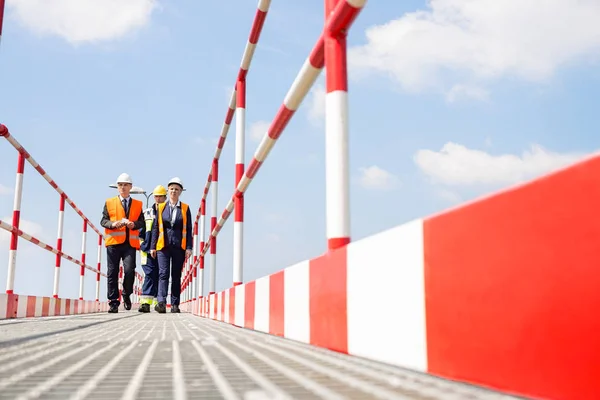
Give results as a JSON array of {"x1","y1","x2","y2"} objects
[
  {"x1": 349, "y1": 0, "x2": 600, "y2": 96},
  {"x1": 0, "y1": 217, "x2": 44, "y2": 245},
  {"x1": 0, "y1": 184, "x2": 12, "y2": 196},
  {"x1": 414, "y1": 142, "x2": 587, "y2": 186},
  {"x1": 445, "y1": 84, "x2": 489, "y2": 103},
  {"x1": 248, "y1": 120, "x2": 271, "y2": 142},
  {"x1": 357, "y1": 165, "x2": 399, "y2": 191},
  {"x1": 8, "y1": 0, "x2": 158, "y2": 44},
  {"x1": 307, "y1": 85, "x2": 326, "y2": 125}
]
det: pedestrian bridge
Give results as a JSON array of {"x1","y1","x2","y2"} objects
[
  {"x1": 1, "y1": 0, "x2": 599, "y2": 399},
  {"x1": 0, "y1": 313, "x2": 517, "y2": 400}
]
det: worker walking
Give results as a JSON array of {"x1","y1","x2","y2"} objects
[
  {"x1": 150, "y1": 177, "x2": 193, "y2": 313},
  {"x1": 100, "y1": 173, "x2": 145, "y2": 313},
  {"x1": 138, "y1": 185, "x2": 167, "y2": 313}
]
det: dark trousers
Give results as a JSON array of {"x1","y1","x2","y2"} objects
[
  {"x1": 157, "y1": 246, "x2": 184, "y2": 306},
  {"x1": 141, "y1": 255, "x2": 158, "y2": 298},
  {"x1": 106, "y1": 243, "x2": 136, "y2": 305}
]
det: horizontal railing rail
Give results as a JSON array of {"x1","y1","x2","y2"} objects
[
  {"x1": 180, "y1": 0, "x2": 367, "y2": 308},
  {"x1": 1, "y1": 124, "x2": 105, "y2": 301}
]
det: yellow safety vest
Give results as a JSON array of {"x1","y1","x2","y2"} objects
[
  {"x1": 140, "y1": 207, "x2": 155, "y2": 265},
  {"x1": 156, "y1": 201, "x2": 189, "y2": 251}
]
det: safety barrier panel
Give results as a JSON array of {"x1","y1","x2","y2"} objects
[
  {"x1": 178, "y1": 0, "x2": 366, "y2": 316},
  {"x1": 187, "y1": 152, "x2": 600, "y2": 400},
  {"x1": 0, "y1": 124, "x2": 140, "y2": 317}
]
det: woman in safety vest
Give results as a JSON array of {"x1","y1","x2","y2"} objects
[{"x1": 150, "y1": 177, "x2": 193, "y2": 313}]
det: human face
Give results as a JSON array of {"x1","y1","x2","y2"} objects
[
  {"x1": 154, "y1": 194, "x2": 166, "y2": 204},
  {"x1": 117, "y1": 182, "x2": 131, "y2": 198},
  {"x1": 168, "y1": 184, "x2": 182, "y2": 203}
]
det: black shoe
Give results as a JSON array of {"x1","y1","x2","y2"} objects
[
  {"x1": 123, "y1": 295, "x2": 132, "y2": 310},
  {"x1": 171, "y1": 305, "x2": 180, "y2": 313},
  {"x1": 138, "y1": 304, "x2": 150, "y2": 313},
  {"x1": 155, "y1": 302, "x2": 166, "y2": 313},
  {"x1": 108, "y1": 304, "x2": 118, "y2": 313}
]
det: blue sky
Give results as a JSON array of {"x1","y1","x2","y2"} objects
[{"x1": 1, "y1": 0, "x2": 599, "y2": 300}]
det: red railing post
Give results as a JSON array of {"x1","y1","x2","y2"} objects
[
  {"x1": 324, "y1": 0, "x2": 352, "y2": 250},
  {"x1": 233, "y1": 78, "x2": 246, "y2": 287},
  {"x1": 96, "y1": 234, "x2": 102, "y2": 301},
  {"x1": 0, "y1": 0, "x2": 5, "y2": 47},
  {"x1": 79, "y1": 220, "x2": 87, "y2": 300},
  {"x1": 53, "y1": 194, "x2": 66, "y2": 298},
  {"x1": 5, "y1": 150, "x2": 24, "y2": 294}
]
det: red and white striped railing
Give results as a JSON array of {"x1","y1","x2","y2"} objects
[
  {"x1": 179, "y1": 0, "x2": 366, "y2": 311},
  {"x1": 1, "y1": 124, "x2": 106, "y2": 309},
  {"x1": 179, "y1": 0, "x2": 274, "y2": 309}
]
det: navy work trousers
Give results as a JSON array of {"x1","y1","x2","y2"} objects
[
  {"x1": 141, "y1": 254, "x2": 158, "y2": 299},
  {"x1": 106, "y1": 243, "x2": 136, "y2": 306},
  {"x1": 157, "y1": 246, "x2": 185, "y2": 306}
]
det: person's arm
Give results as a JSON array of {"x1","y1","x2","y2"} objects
[
  {"x1": 133, "y1": 205, "x2": 145, "y2": 230},
  {"x1": 186, "y1": 207, "x2": 193, "y2": 250},
  {"x1": 150, "y1": 212, "x2": 159, "y2": 251},
  {"x1": 100, "y1": 202, "x2": 113, "y2": 229}
]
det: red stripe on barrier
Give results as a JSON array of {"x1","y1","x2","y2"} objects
[
  {"x1": 424, "y1": 154, "x2": 600, "y2": 400},
  {"x1": 309, "y1": 248, "x2": 348, "y2": 353},
  {"x1": 244, "y1": 281, "x2": 256, "y2": 329},
  {"x1": 269, "y1": 271, "x2": 285, "y2": 337}
]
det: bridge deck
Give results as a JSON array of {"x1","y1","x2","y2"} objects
[{"x1": 0, "y1": 313, "x2": 517, "y2": 400}]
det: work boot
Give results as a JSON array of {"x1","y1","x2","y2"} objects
[
  {"x1": 108, "y1": 303, "x2": 118, "y2": 313},
  {"x1": 171, "y1": 305, "x2": 180, "y2": 313},
  {"x1": 138, "y1": 303, "x2": 150, "y2": 313},
  {"x1": 123, "y1": 294, "x2": 132, "y2": 310},
  {"x1": 155, "y1": 302, "x2": 166, "y2": 313}
]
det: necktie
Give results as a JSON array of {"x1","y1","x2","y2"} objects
[{"x1": 122, "y1": 198, "x2": 128, "y2": 215}]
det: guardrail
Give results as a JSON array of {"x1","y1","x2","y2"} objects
[
  {"x1": 179, "y1": 0, "x2": 367, "y2": 308},
  {"x1": 0, "y1": 124, "x2": 107, "y2": 301}
]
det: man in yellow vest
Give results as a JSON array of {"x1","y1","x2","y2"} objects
[
  {"x1": 150, "y1": 177, "x2": 193, "y2": 313},
  {"x1": 138, "y1": 185, "x2": 166, "y2": 313},
  {"x1": 100, "y1": 173, "x2": 145, "y2": 313}
]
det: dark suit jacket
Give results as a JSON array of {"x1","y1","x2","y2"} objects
[{"x1": 150, "y1": 201, "x2": 193, "y2": 251}]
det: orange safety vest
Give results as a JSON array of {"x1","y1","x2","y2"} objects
[
  {"x1": 156, "y1": 201, "x2": 188, "y2": 251},
  {"x1": 104, "y1": 196, "x2": 142, "y2": 249}
]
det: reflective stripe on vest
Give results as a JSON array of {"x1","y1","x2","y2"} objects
[
  {"x1": 104, "y1": 196, "x2": 143, "y2": 249},
  {"x1": 156, "y1": 201, "x2": 188, "y2": 251}
]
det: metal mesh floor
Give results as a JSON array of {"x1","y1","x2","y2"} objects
[{"x1": 0, "y1": 312, "x2": 521, "y2": 399}]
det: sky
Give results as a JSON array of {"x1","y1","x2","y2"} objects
[{"x1": 1, "y1": 0, "x2": 600, "y2": 301}]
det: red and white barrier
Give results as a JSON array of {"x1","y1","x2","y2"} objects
[
  {"x1": 0, "y1": 293, "x2": 110, "y2": 319},
  {"x1": 184, "y1": 153, "x2": 600, "y2": 400}
]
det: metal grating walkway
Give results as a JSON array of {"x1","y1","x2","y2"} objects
[{"x1": 0, "y1": 313, "x2": 520, "y2": 400}]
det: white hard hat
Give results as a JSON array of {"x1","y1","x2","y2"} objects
[
  {"x1": 116, "y1": 173, "x2": 132, "y2": 184},
  {"x1": 168, "y1": 177, "x2": 184, "y2": 190}
]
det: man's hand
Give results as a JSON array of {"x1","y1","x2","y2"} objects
[
  {"x1": 126, "y1": 221, "x2": 135, "y2": 229},
  {"x1": 112, "y1": 221, "x2": 123, "y2": 229},
  {"x1": 185, "y1": 249, "x2": 192, "y2": 260},
  {"x1": 150, "y1": 250, "x2": 156, "y2": 258}
]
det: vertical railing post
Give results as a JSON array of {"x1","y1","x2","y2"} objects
[
  {"x1": 79, "y1": 220, "x2": 87, "y2": 300},
  {"x1": 96, "y1": 234, "x2": 102, "y2": 301},
  {"x1": 209, "y1": 160, "x2": 218, "y2": 295},
  {"x1": 198, "y1": 199, "x2": 206, "y2": 303},
  {"x1": 53, "y1": 194, "x2": 65, "y2": 298},
  {"x1": 0, "y1": 0, "x2": 5, "y2": 47},
  {"x1": 5, "y1": 152, "x2": 25, "y2": 294},
  {"x1": 324, "y1": 0, "x2": 351, "y2": 250},
  {"x1": 119, "y1": 263, "x2": 123, "y2": 302},
  {"x1": 233, "y1": 79, "x2": 246, "y2": 286},
  {"x1": 192, "y1": 221, "x2": 198, "y2": 311}
]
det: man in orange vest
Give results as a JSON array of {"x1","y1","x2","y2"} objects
[
  {"x1": 150, "y1": 177, "x2": 193, "y2": 313},
  {"x1": 100, "y1": 173, "x2": 145, "y2": 313}
]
